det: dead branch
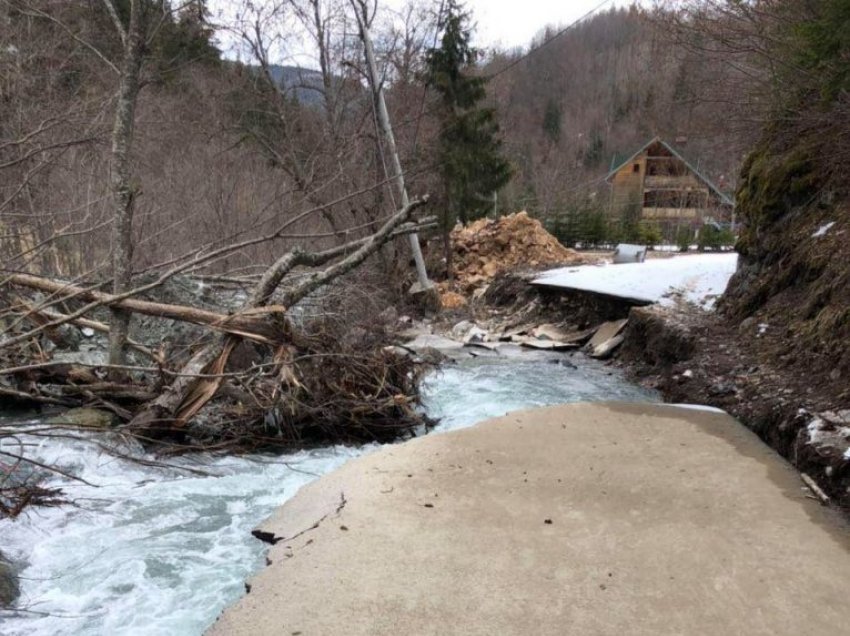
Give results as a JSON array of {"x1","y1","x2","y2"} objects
[
  {"x1": 128, "y1": 195, "x2": 428, "y2": 437},
  {"x1": 3, "y1": 273, "x2": 289, "y2": 346}
]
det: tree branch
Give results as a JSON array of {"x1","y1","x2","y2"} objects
[{"x1": 101, "y1": 0, "x2": 127, "y2": 45}]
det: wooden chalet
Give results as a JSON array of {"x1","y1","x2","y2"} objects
[{"x1": 606, "y1": 137, "x2": 734, "y2": 238}]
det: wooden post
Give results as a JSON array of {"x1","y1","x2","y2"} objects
[{"x1": 352, "y1": 1, "x2": 433, "y2": 293}]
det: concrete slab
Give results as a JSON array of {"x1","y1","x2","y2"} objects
[{"x1": 208, "y1": 403, "x2": 850, "y2": 636}]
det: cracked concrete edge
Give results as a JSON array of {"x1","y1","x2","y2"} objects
[{"x1": 209, "y1": 401, "x2": 850, "y2": 635}]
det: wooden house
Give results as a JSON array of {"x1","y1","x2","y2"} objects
[{"x1": 606, "y1": 137, "x2": 734, "y2": 239}]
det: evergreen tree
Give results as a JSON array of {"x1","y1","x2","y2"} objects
[
  {"x1": 542, "y1": 98, "x2": 562, "y2": 144},
  {"x1": 425, "y1": 0, "x2": 511, "y2": 277}
]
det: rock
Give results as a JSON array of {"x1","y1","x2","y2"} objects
[
  {"x1": 404, "y1": 334, "x2": 465, "y2": 353},
  {"x1": 738, "y1": 317, "x2": 756, "y2": 334},
  {"x1": 0, "y1": 551, "x2": 18, "y2": 608},
  {"x1": 533, "y1": 324, "x2": 597, "y2": 345},
  {"x1": 820, "y1": 410, "x2": 850, "y2": 426},
  {"x1": 707, "y1": 382, "x2": 737, "y2": 397},
  {"x1": 52, "y1": 346, "x2": 107, "y2": 367},
  {"x1": 497, "y1": 326, "x2": 531, "y2": 341},
  {"x1": 81, "y1": 327, "x2": 96, "y2": 338},
  {"x1": 531, "y1": 324, "x2": 570, "y2": 341},
  {"x1": 450, "y1": 320, "x2": 475, "y2": 340},
  {"x1": 398, "y1": 323, "x2": 432, "y2": 340},
  {"x1": 383, "y1": 345, "x2": 413, "y2": 358},
  {"x1": 48, "y1": 407, "x2": 117, "y2": 429},
  {"x1": 513, "y1": 336, "x2": 579, "y2": 352},
  {"x1": 462, "y1": 326, "x2": 488, "y2": 345},
  {"x1": 465, "y1": 342, "x2": 500, "y2": 355}
]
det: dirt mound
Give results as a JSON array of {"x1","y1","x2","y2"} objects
[
  {"x1": 450, "y1": 211, "x2": 586, "y2": 290},
  {"x1": 438, "y1": 289, "x2": 467, "y2": 309}
]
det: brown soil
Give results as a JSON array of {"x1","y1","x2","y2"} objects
[
  {"x1": 449, "y1": 212, "x2": 588, "y2": 292},
  {"x1": 723, "y1": 204, "x2": 850, "y2": 379}
]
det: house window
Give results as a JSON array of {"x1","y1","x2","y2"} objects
[{"x1": 632, "y1": 163, "x2": 640, "y2": 173}]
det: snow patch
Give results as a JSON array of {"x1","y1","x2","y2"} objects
[
  {"x1": 669, "y1": 403, "x2": 727, "y2": 414},
  {"x1": 807, "y1": 418, "x2": 827, "y2": 444},
  {"x1": 812, "y1": 221, "x2": 836, "y2": 238},
  {"x1": 533, "y1": 253, "x2": 738, "y2": 310}
]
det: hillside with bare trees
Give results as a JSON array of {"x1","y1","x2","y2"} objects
[{"x1": 485, "y1": 6, "x2": 748, "y2": 244}]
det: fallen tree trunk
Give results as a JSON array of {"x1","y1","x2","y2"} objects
[
  {"x1": 1, "y1": 219, "x2": 436, "y2": 353},
  {"x1": 128, "y1": 196, "x2": 428, "y2": 438},
  {"x1": 4, "y1": 273, "x2": 288, "y2": 346}
]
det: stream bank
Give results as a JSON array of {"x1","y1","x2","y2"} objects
[{"x1": 448, "y1": 260, "x2": 850, "y2": 513}]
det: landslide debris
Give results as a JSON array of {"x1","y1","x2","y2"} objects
[{"x1": 449, "y1": 211, "x2": 587, "y2": 292}]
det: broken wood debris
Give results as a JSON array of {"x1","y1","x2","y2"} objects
[{"x1": 1, "y1": 198, "x2": 433, "y2": 450}]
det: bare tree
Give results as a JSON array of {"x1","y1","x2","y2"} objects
[{"x1": 105, "y1": 0, "x2": 146, "y2": 367}]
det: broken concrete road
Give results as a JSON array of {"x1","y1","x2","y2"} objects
[
  {"x1": 208, "y1": 403, "x2": 850, "y2": 636},
  {"x1": 586, "y1": 318, "x2": 628, "y2": 358}
]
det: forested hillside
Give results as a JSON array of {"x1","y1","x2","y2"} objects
[{"x1": 485, "y1": 6, "x2": 748, "y2": 244}]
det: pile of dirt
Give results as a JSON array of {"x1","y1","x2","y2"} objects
[
  {"x1": 450, "y1": 212, "x2": 587, "y2": 291},
  {"x1": 438, "y1": 288, "x2": 467, "y2": 309}
]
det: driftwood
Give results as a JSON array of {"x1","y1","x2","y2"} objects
[
  {"x1": 4, "y1": 273, "x2": 288, "y2": 346},
  {"x1": 127, "y1": 196, "x2": 428, "y2": 437},
  {"x1": 1, "y1": 197, "x2": 430, "y2": 450}
]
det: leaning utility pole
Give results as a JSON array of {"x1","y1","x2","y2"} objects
[{"x1": 351, "y1": 0, "x2": 433, "y2": 293}]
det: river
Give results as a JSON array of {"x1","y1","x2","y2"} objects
[{"x1": 0, "y1": 353, "x2": 656, "y2": 635}]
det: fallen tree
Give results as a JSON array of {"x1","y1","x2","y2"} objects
[{"x1": 1, "y1": 197, "x2": 433, "y2": 449}]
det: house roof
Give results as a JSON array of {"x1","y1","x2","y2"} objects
[{"x1": 606, "y1": 136, "x2": 734, "y2": 207}]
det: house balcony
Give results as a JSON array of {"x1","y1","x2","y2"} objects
[
  {"x1": 643, "y1": 175, "x2": 702, "y2": 189},
  {"x1": 641, "y1": 207, "x2": 699, "y2": 220}
]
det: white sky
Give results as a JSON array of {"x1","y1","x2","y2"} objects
[
  {"x1": 404, "y1": 0, "x2": 632, "y2": 51},
  {"x1": 210, "y1": 0, "x2": 635, "y2": 66}
]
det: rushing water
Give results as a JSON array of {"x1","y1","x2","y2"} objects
[{"x1": 0, "y1": 353, "x2": 656, "y2": 635}]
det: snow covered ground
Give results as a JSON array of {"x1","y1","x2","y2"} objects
[{"x1": 533, "y1": 253, "x2": 739, "y2": 309}]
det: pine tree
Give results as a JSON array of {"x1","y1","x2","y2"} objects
[{"x1": 425, "y1": 0, "x2": 512, "y2": 277}]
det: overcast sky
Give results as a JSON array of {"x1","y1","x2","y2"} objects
[
  {"x1": 210, "y1": 0, "x2": 634, "y2": 65},
  {"x1": 398, "y1": 0, "x2": 632, "y2": 51}
]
